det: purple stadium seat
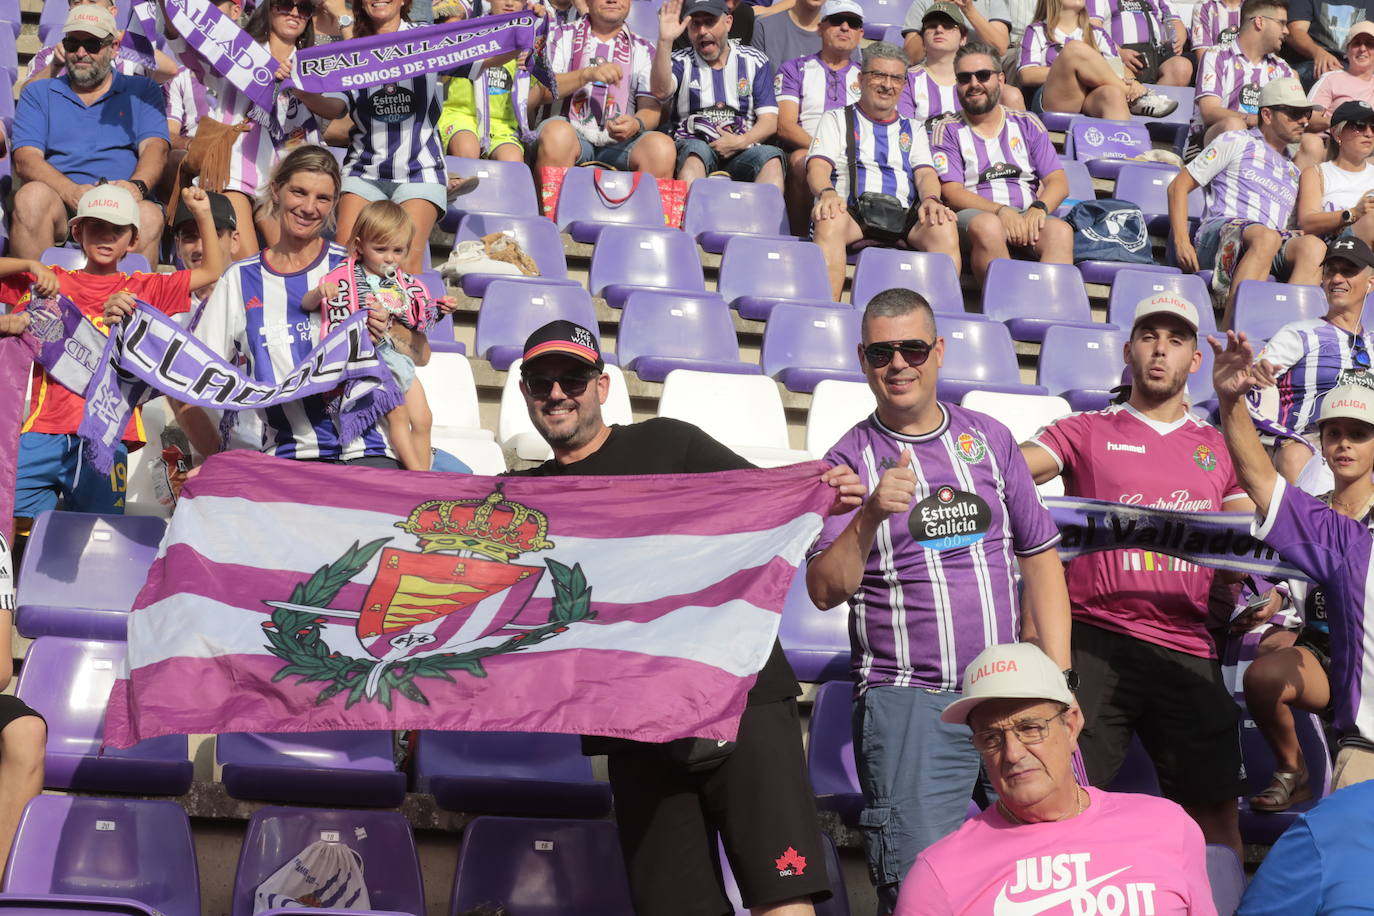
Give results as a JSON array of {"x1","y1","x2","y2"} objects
[
  {"x1": 2, "y1": 795, "x2": 199, "y2": 916},
  {"x1": 438, "y1": 156, "x2": 540, "y2": 231},
  {"x1": 682, "y1": 179, "x2": 793, "y2": 254},
  {"x1": 0, "y1": 0, "x2": 18, "y2": 38},
  {"x1": 717, "y1": 237, "x2": 838, "y2": 321},
  {"x1": 1056, "y1": 158, "x2": 1094, "y2": 217},
  {"x1": 39, "y1": 0, "x2": 71, "y2": 44},
  {"x1": 452, "y1": 214, "x2": 577, "y2": 297},
  {"x1": 587, "y1": 225, "x2": 707, "y2": 308},
  {"x1": 1205, "y1": 845, "x2": 1245, "y2": 916},
  {"x1": 36, "y1": 248, "x2": 152, "y2": 274},
  {"x1": 806, "y1": 680, "x2": 860, "y2": 825},
  {"x1": 15, "y1": 512, "x2": 166, "y2": 640},
  {"x1": 231, "y1": 807, "x2": 424, "y2": 916},
  {"x1": 1113, "y1": 164, "x2": 1204, "y2": 235},
  {"x1": 850, "y1": 248, "x2": 964, "y2": 313},
  {"x1": 474, "y1": 280, "x2": 599, "y2": 370},
  {"x1": 0, "y1": 898, "x2": 166, "y2": 914},
  {"x1": 1232, "y1": 280, "x2": 1328, "y2": 342},
  {"x1": 1238, "y1": 702, "x2": 1332, "y2": 846},
  {"x1": 761, "y1": 305, "x2": 863, "y2": 393},
  {"x1": 1065, "y1": 117, "x2": 1154, "y2": 179},
  {"x1": 857, "y1": 0, "x2": 903, "y2": 37},
  {"x1": 777, "y1": 566, "x2": 848, "y2": 682},
  {"x1": 1037, "y1": 325, "x2": 1127, "y2": 411},
  {"x1": 981, "y1": 260, "x2": 1097, "y2": 342},
  {"x1": 1078, "y1": 260, "x2": 1179, "y2": 286},
  {"x1": 412, "y1": 731, "x2": 612, "y2": 818},
  {"x1": 720, "y1": 833, "x2": 850, "y2": 916},
  {"x1": 616, "y1": 291, "x2": 760, "y2": 381},
  {"x1": 555, "y1": 168, "x2": 665, "y2": 244},
  {"x1": 0, "y1": 29, "x2": 16, "y2": 81},
  {"x1": 15, "y1": 637, "x2": 192, "y2": 795},
  {"x1": 937, "y1": 316, "x2": 1048, "y2": 401},
  {"x1": 217, "y1": 731, "x2": 406, "y2": 807},
  {"x1": 1107, "y1": 269, "x2": 1216, "y2": 334},
  {"x1": 448, "y1": 817, "x2": 635, "y2": 916},
  {"x1": 624, "y1": 0, "x2": 663, "y2": 39}
]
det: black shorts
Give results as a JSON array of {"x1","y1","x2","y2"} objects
[
  {"x1": 1072, "y1": 620, "x2": 1245, "y2": 805},
  {"x1": 607, "y1": 698, "x2": 832, "y2": 916},
  {"x1": 1121, "y1": 41, "x2": 1176, "y2": 84},
  {"x1": 0, "y1": 694, "x2": 44, "y2": 732}
]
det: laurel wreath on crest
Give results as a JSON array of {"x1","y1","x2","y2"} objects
[{"x1": 263, "y1": 539, "x2": 595, "y2": 710}]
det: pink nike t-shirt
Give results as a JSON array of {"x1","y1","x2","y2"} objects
[{"x1": 896, "y1": 788, "x2": 1217, "y2": 916}]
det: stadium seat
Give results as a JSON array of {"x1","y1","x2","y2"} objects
[
  {"x1": 1232, "y1": 280, "x2": 1327, "y2": 342},
  {"x1": 805, "y1": 379, "x2": 876, "y2": 458},
  {"x1": 806, "y1": 680, "x2": 861, "y2": 826},
  {"x1": 850, "y1": 248, "x2": 963, "y2": 314},
  {"x1": 16, "y1": 511, "x2": 167, "y2": 640},
  {"x1": 35, "y1": 248, "x2": 154, "y2": 275},
  {"x1": 498, "y1": 358, "x2": 634, "y2": 461},
  {"x1": 1205, "y1": 845, "x2": 1246, "y2": 916},
  {"x1": 961, "y1": 391, "x2": 1071, "y2": 496},
  {"x1": 936, "y1": 317, "x2": 1048, "y2": 402},
  {"x1": 1065, "y1": 117, "x2": 1154, "y2": 179},
  {"x1": 717, "y1": 237, "x2": 839, "y2": 321},
  {"x1": 231, "y1": 807, "x2": 424, "y2": 916},
  {"x1": 0, "y1": 29, "x2": 15, "y2": 83},
  {"x1": 431, "y1": 436, "x2": 506, "y2": 475},
  {"x1": 616, "y1": 291, "x2": 760, "y2": 381},
  {"x1": 412, "y1": 731, "x2": 612, "y2": 818},
  {"x1": 448, "y1": 817, "x2": 635, "y2": 916},
  {"x1": 1113, "y1": 164, "x2": 1204, "y2": 235},
  {"x1": 1037, "y1": 324, "x2": 1128, "y2": 411},
  {"x1": 1237, "y1": 703, "x2": 1332, "y2": 846},
  {"x1": 587, "y1": 225, "x2": 708, "y2": 308},
  {"x1": 721, "y1": 833, "x2": 851, "y2": 916},
  {"x1": 15, "y1": 637, "x2": 193, "y2": 795},
  {"x1": 39, "y1": 0, "x2": 69, "y2": 44},
  {"x1": 981, "y1": 259, "x2": 1097, "y2": 342},
  {"x1": 1056, "y1": 158, "x2": 1094, "y2": 217},
  {"x1": 439, "y1": 156, "x2": 540, "y2": 231},
  {"x1": 2, "y1": 796, "x2": 199, "y2": 916},
  {"x1": 0, "y1": 899, "x2": 166, "y2": 914},
  {"x1": 451, "y1": 214, "x2": 577, "y2": 297},
  {"x1": 656, "y1": 369, "x2": 811, "y2": 467},
  {"x1": 122, "y1": 398, "x2": 176, "y2": 518},
  {"x1": 857, "y1": 0, "x2": 903, "y2": 37},
  {"x1": 624, "y1": 0, "x2": 664, "y2": 38},
  {"x1": 217, "y1": 732, "x2": 407, "y2": 807},
  {"x1": 554, "y1": 168, "x2": 665, "y2": 244},
  {"x1": 473, "y1": 280, "x2": 599, "y2": 370},
  {"x1": 0, "y1": 0, "x2": 18, "y2": 38},
  {"x1": 414, "y1": 350, "x2": 491, "y2": 439},
  {"x1": 760, "y1": 305, "x2": 864, "y2": 393},
  {"x1": 1106, "y1": 269, "x2": 1215, "y2": 335},
  {"x1": 682, "y1": 178, "x2": 793, "y2": 254},
  {"x1": 778, "y1": 566, "x2": 848, "y2": 683}
]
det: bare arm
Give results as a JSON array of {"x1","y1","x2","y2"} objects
[
  {"x1": 1297, "y1": 165, "x2": 1345, "y2": 236},
  {"x1": 634, "y1": 96, "x2": 664, "y2": 130},
  {"x1": 652, "y1": 0, "x2": 686, "y2": 100},
  {"x1": 904, "y1": 31, "x2": 925, "y2": 63},
  {"x1": 168, "y1": 400, "x2": 223, "y2": 458},
  {"x1": 941, "y1": 179, "x2": 1004, "y2": 212},
  {"x1": 1197, "y1": 93, "x2": 1255, "y2": 129},
  {"x1": 1019, "y1": 441, "x2": 1062, "y2": 485},
  {"x1": 807, "y1": 450, "x2": 916, "y2": 608},
  {"x1": 1016, "y1": 547, "x2": 1071, "y2": 669},
  {"x1": 776, "y1": 99, "x2": 813, "y2": 151},
  {"x1": 1167, "y1": 167, "x2": 1202, "y2": 272},
  {"x1": 1035, "y1": 169, "x2": 1068, "y2": 211},
  {"x1": 1017, "y1": 64, "x2": 1049, "y2": 89},
  {"x1": 1211, "y1": 331, "x2": 1278, "y2": 517},
  {"x1": 1287, "y1": 20, "x2": 1341, "y2": 75},
  {"x1": 293, "y1": 90, "x2": 348, "y2": 120},
  {"x1": 128, "y1": 136, "x2": 168, "y2": 195}
]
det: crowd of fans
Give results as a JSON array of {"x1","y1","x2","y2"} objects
[{"x1": 5, "y1": 0, "x2": 1374, "y2": 910}]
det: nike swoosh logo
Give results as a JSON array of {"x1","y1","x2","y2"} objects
[{"x1": 993, "y1": 866, "x2": 1131, "y2": 916}]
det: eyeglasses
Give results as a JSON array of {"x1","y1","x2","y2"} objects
[
  {"x1": 62, "y1": 35, "x2": 112, "y2": 55},
  {"x1": 271, "y1": 0, "x2": 316, "y2": 13},
  {"x1": 971, "y1": 709, "x2": 1068, "y2": 754},
  {"x1": 862, "y1": 70, "x2": 905, "y2": 85},
  {"x1": 1258, "y1": 14, "x2": 1288, "y2": 25},
  {"x1": 863, "y1": 338, "x2": 934, "y2": 368},
  {"x1": 956, "y1": 68, "x2": 997, "y2": 85},
  {"x1": 1271, "y1": 105, "x2": 1312, "y2": 120},
  {"x1": 522, "y1": 372, "x2": 598, "y2": 399},
  {"x1": 824, "y1": 13, "x2": 863, "y2": 28}
]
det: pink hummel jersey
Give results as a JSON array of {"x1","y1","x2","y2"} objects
[
  {"x1": 1029, "y1": 404, "x2": 1248, "y2": 657},
  {"x1": 896, "y1": 788, "x2": 1217, "y2": 916}
]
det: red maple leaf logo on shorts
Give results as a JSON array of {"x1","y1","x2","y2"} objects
[{"x1": 774, "y1": 847, "x2": 807, "y2": 877}]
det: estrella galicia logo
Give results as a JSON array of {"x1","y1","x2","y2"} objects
[{"x1": 909, "y1": 487, "x2": 992, "y2": 551}]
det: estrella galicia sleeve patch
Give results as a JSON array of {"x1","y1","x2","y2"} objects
[{"x1": 909, "y1": 486, "x2": 992, "y2": 550}]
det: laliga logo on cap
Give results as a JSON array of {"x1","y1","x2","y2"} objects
[
  {"x1": 1332, "y1": 397, "x2": 1371, "y2": 410},
  {"x1": 1148, "y1": 294, "x2": 1188, "y2": 311},
  {"x1": 969, "y1": 658, "x2": 1018, "y2": 684}
]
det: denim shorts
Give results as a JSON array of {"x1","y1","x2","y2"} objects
[
  {"x1": 1194, "y1": 217, "x2": 1296, "y2": 278},
  {"x1": 341, "y1": 175, "x2": 446, "y2": 216},
  {"x1": 376, "y1": 338, "x2": 417, "y2": 391},
  {"x1": 673, "y1": 137, "x2": 785, "y2": 181}
]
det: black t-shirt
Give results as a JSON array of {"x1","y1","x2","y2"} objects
[
  {"x1": 1289, "y1": 0, "x2": 1373, "y2": 57},
  {"x1": 511, "y1": 417, "x2": 802, "y2": 705}
]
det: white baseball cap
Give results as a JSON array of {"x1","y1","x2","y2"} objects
[
  {"x1": 1259, "y1": 76, "x2": 1319, "y2": 110},
  {"x1": 69, "y1": 185, "x2": 140, "y2": 231},
  {"x1": 64, "y1": 4, "x2": 118, "y2": 38},
  {"x1": 820, "y1": 0, "x2": 864, "y2": 20},
  {"x1": 941, "y1": 643, "x2": 1073, "y2": 725},
  {"x1": 1133, "y1": 292, "x2": 1200, "y2": 333},
  {"x1": 1319, "y1": 383, "x2": 1374, "y2": 428}
]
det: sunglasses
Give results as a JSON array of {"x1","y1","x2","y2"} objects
[
  {"x1": 1271, "y1": 105, "x2": 1312, "y2": 120},
  {"x1": 1343, "y1": 121, "x2": 1374, "y2": 133},
  {"x1": 1355, "y1": 337, "x2": 1372, "y2": 370},
  {"x1": 863, "y1": 338, "x2": 934, "y2": 368},
  {"x1": 271, "y1": 0, "x2": 315, "y2": 13},
  {"x1": 956, "y1": 69, "x2": 997, "y2": 85},
  {"x1": 62, "y1": 35, "x2": 112, "y2": 55},
  {"x1": 522, "y1": 372, "x2": 597, "y2": 399},
  {"x1": 825, "y1": 13, "x2": 863, "y2": 27}
]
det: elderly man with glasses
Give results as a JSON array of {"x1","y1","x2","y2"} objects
[
  {"x1": 807, "y1": 287, "x2": 1071, "y2": 915},
  {"x1": 806, "y1": 41, "x2": 959, "y2": 300},
  {"x1": 893, "y1": 643, "x2": 1217, "y2": 916},
  {"x1": 10, "y1": 5, "x2": 169, "y2": 264}
]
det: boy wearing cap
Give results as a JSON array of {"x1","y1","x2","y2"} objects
[
  {"x1": 894, "y1": 643, "x2": 1216, "y2": 916},
  {"x1": 10, "y1": 4, "x2": 170, "y2": 266},
  {"x1": 901, "y1": 0, "x2": 1016, "y2": 63},
  {"x1": 0, "y1": 185, "x2": 225, "y2": 532},
  {"x1": 1021, "y1": 294, "x2": 1251, "y2": 859}
]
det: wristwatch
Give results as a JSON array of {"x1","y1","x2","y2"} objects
[
  {"x1": 1343, "y1": 208, "x2": 1356, "y2": 227},
  {"x1": 1026, "y1": 200, "x2": 1049, "y2": 214},
  {"x1": 129, "y1": 179, "x2": 149, "y2": 200},
  {"x1": 1063, "y1": 668, "x2": 1080, "y2": 691},
  {"x1": 337, "y1": 12, "x2": 354, "y2": 26}
]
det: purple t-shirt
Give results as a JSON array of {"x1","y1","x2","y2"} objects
[
  {"x1": 1256, "y1": 476, "x2": 1374, "y2": 741},
  {"x1": 931, "y1": 108, "x2": 1064, "y2": 209},
  {"x1": 809, "y1": 403, "x2": 1061, "y2": 693}
]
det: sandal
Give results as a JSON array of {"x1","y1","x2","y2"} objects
[
  {"x1": 1249, "y1": 769, "x2": 1312, "y2": 812},
  {"x1": 446, "y1": 175, "x2": 480, "y2": 202}
]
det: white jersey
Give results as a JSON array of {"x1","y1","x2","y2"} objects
[{"x1": 808, "y1": 104, "x2": 935, "y2": 209}]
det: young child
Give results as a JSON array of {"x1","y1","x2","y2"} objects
[
  {"x1": 0, "y1": 184, "x2": 225, "y2": 534},
  {"x1": 302, "y1": 200, "x2": 455, "y2": 472}
]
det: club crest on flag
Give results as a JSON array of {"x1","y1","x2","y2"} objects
[{"x1": 261, "y1": 487, "x2": 595, "y2": 709}]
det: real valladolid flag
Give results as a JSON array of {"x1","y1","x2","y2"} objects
[{"x1": 104, "y1": 451, "x2": 833, "y2": 748}]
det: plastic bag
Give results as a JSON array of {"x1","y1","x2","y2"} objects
[{"x1": 253, "y1": 840, "x2": 371, "y2": 913}]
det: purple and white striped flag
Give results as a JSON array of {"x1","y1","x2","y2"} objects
[{"x1": 104, "y1": 451, "x2": 832, "y2": 747}]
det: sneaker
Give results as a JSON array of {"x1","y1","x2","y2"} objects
[{"x1": 1129, "y1": 91, "x2": 1180, "y2": 118}]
